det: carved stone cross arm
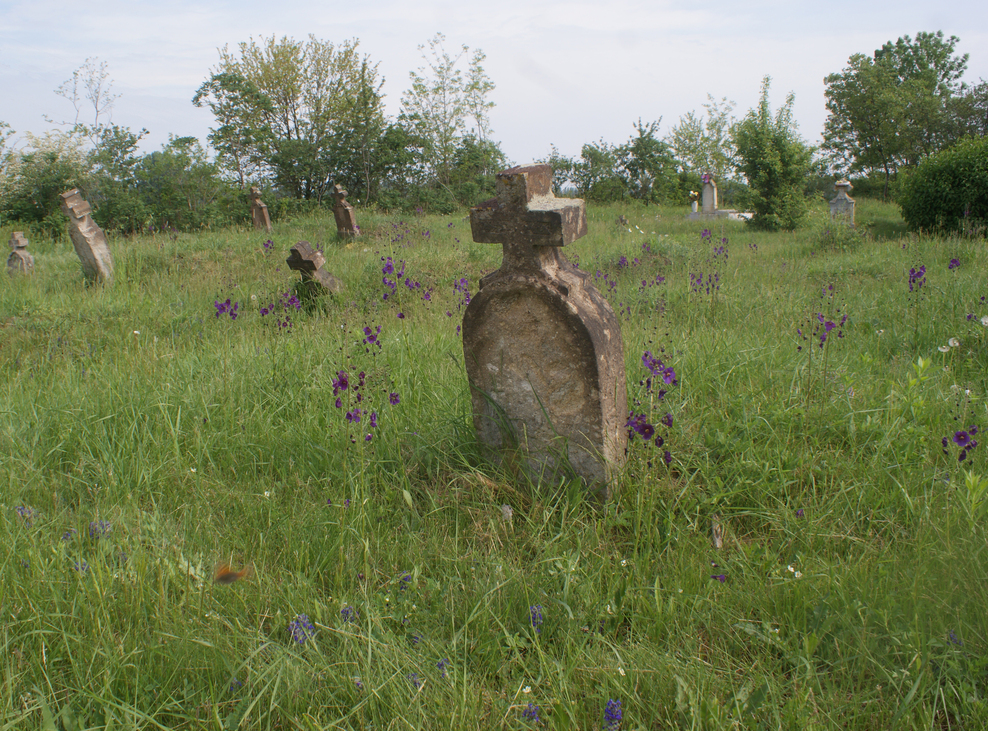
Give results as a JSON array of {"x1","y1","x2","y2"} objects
[{"x1": 470, "y1": 165, "x2": 586, "y2": 272}]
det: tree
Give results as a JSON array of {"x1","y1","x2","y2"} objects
[
  {"x1": 617, "y1": 119, "x2": 677, "y2": 205},
  {"x1": 49, "y1": 57, "x2": 119, "y2": 133},
  {"x1": 537, "y1": 145, "x2": 575, "y2": 196},
  {"x1": 572, "y1": 139, "x2": 625, "y2": 202},
  {"x1": 199, "y1": 35, "x2": 384, "y2": 201},
  {"x1": 192, "y1": 71, "x2": 273, "y2": 188},
  {"x1": 400, "y1": 33, "x2": 496, "y2": 187},
  {"x1": 666, "y1": 96, "x2": 737, "y2": 179},
  {"x1": 823, "y1": 32, "x2": 971, "y2": 197},
  {"x1": 899, "y1": 136, "x2": 988, "y2": 232},
  {"x1": 732, "y1": 76, "x2": 814, "y2": 231}
]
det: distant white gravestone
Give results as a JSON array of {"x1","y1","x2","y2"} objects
[{"x1": 829, "y1": 180, "x2": 856, "y2": 226}]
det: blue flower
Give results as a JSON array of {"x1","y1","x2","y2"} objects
[
  {"x1": 604, "y1": 699, "x2": 622, "y2": 730},
  {"x1": 288, "y1": 614, "x2": 316, "y2": 644},
  {"x1": 530, "y1": 605, "x2": 544, "y2": 633},
  {"x1": 341, "y1": 605, "x2": 358, "y2": 623},
  {"x1": 522, "y1": 702, "x2": 541, "y2": 724}
]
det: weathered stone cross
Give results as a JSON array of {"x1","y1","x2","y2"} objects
[{"x1": 463, "y1": 164, "x2": 627, "y2": 493}]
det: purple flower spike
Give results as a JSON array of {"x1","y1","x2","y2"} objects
[{"x1": 711, "y1": 574, "x2": 727, "y2": 583}]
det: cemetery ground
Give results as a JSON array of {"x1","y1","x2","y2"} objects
[{"x1": 1, "y1": 198, "x2": 987, "y2": 730}]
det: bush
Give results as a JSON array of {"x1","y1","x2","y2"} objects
[{"x1": 898, "y1": 136, "x2": 988, "y2": 234}]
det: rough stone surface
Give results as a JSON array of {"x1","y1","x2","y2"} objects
[
  {"x1": 7, "y1": 231, "x2": 34, "y2": 275},
  {"x1": 463, "y1": 164, "x2": 627, "y2": 492},
  {"x1": 332, "y1": 184, "x2": 359, "y2": 236},
  {"x1": 286, "y1": 240, "x2": 343, "y2": 294},
  {"x1": 59, "y1": 189, "x2": 114, "y2": 283},
  {"x1": 249, "y1": 187, "x2": 272, "y2": 233},
  {"x1": 830, "y1": 180, "x2": 856, "y2": 226}
]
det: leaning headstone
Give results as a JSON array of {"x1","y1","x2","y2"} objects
[
  {"x1": 249, "y1": 187, "x2": 272, "y2": 233},
  {"x1": 463, "y1": 164, "x2": 627, "y2": 492},
  {"x1": 332, "y1": 184, "x2": 359, "y2": 237},
  {"x1": 830, "y1": 179, "x2": 856, "y2": 226},
  {"x1": 286, "y1": 240, "x2": 343, "y2": 294},
  {"x1": 59, "y1": 189, "x2": 114, "y2": 284},
  {"x1": 701, "y1": 174, "x2": 718, "y2": 214},
  {"x1": 7, "y1": 232, "x2": 34, "y2": 276}
]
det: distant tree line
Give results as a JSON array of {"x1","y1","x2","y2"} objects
[{"x1": 1, "y1": 31, "x2": 984, "y2": 237}]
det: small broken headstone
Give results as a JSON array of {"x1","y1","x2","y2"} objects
[
  {"x1": 249, "y1": 186, "x2": 272, "y2": 233},
  {"x1": 829, "y1": 179, "x2": 855, "y2": 226},
  {"x1": 332, "y1": 184, "x2": 359, "y2": 237},
  {"x1": 463, "y1": 164, "x2": 627, "y2": 492},
  {"x1": 59, "y1": 189, "x2": 114, "y2": 284},
  {"x1": 7, "y1": 231, "x2": 34, "y2": 276},
  {"x1": 286, "y1": 240, "x2": 343, "y2": 294}
]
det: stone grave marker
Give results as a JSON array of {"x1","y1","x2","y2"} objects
[
  {"x1": 463, "y1": 164, "x2": 627, "y2": 491},
  {"x1": 332, "y1": 184, "x2": 359, "y2": 237},
  {"x1": 286, "y1": 240, "x2": 343, "y2": 294},
  {"x1": 7, "y1": 231, "x2": 34, "y2": 275},
  {"x1": 687, "y1": 173, "x2": 748, "y2": 221},
  {"x1": 59, "y1": 189, "x2": 114, "y2": 284},
  {"x1": 830, "y1": 179, "x2": 856, "y2": 226},
  {"x1": 701, "y1": 174, "x2": 718, "y2": 213},
  {"x1": 249, "y1": 186, "x2": 272, "y2": 232}
]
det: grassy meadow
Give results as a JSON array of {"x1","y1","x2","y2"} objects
[{"x1": 2, "y1": 198, "x2": 987, "y2": 730}]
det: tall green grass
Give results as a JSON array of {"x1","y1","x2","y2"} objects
[{"x1": 2, "y1": 201, "x2": 986, "y2": 729}]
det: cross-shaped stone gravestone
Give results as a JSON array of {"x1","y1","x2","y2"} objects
[
  {"x1": 60, "y1": 189, "x2": 114, "y2": 284},
  {"x1": 332, "y1": 184, "x2": 359, "y2": 237},
  {"x1": 286, "y1": 240, "x2": 343, "y2": 294},
  {"x1": 7, "y1": 231, "x2": 34, "y2": 276},
  {"x1": 249, "y1": 187, "x2": 272, "y2": 233},
  {"x1": 463, "y1": 164, "x2": 627, "y2": 492}
]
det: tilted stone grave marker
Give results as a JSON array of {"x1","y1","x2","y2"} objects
[
  {"x1": 286, "y1": 240, "x2": 343, "y2": 294},
  {"x1": 7, "y1": 232, "x2": 34, "y2": 276},
  {"x1": 59, "y1": 189, "x2": 114, "y2": 284},
  {"x1": 332, "y1": 184, "x2": 359, "y2": 237},
  {"x1": 249, "y1": 186, "x2": 272, "y2": 233},
  {"x1": 463, "y1": 164, "x2": 627, "y2": 491},
  {"x1": 830, "y1": 179, "x2": 856, "y2": 226}
]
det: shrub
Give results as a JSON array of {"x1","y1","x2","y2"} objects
[{"x1": 899, "y1": 136, "x2": 988, "y2": 233}]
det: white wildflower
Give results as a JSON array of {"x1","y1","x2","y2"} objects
[
  {"x1": 939, "y1": 345, "x2": 951, "y2": 353},
  {"x1": 949, "y1": 338, "x2": 960, "y2": 348}
]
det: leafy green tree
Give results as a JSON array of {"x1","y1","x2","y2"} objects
[
  {"x1": 200, "y1": 35, "x2": 384, "y2": 202},
  {"x1": 135, "y1": 137, "x2": 234, "y2": 231},
  {"x1": 617, "y1": 119, "x2": 678, "y2": 205},
  {"x1": 899, "y1": 136, "x2": 988, "y2": 232},
  {"x1": 400, "y1": 33, "x2": 496, "y2": 188},
  {"x1": 192, "y1": 71, "x2": 273, "y2": 188},
  {"x1": 732, "y1": 76, "x2": 814, "y2": 231},
  {"x1": 823, "y1": 32, "x2": 970, "y2": 197},
  {"x1": 0, "y1": 129, "x2": 90, "y2": 238},
  {"x1": 87, "y1": 124, "x2": 148, "y2": 233},
  {"x1": 573, "y1": 140, "x2": 625, "y2": 202},
  {"x1": 666, "y1": 96, "x2": 737, "y2": 179},
  {"x1": 537, "y1": 145, "x2": 575, "y2": 196}
]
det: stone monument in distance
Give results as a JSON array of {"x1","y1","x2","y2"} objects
[
  {"x1": 59, "y1": 189, "x2": 114, "y2": 284},
  {"x1": 332, "y1": 184, "x2": 359, "y2": 237},
  {"x1": 830, "y1": 179, "x2": 856, "y2": 226},
  {"x1": 463, "y1": 164, "x2": 627, "y2": 492},
  {"x1": 249, "y1": 187, "x2": 272, "y2": 233},
  {"x1": 286, "y1": 240, "x2": 343, "y2": 294},
  {"x1": 7, "y1": 232, "x2": 34, "y2": 276}
]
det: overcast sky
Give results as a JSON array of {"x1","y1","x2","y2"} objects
[{"x1": 2, "y1": 0, "x2": 988, "y2": 166}]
